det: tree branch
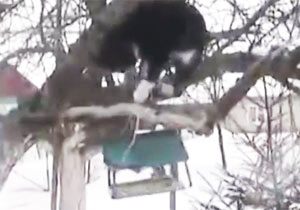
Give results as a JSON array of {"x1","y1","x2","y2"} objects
[
  {"x1": 50, "y1": 46, "x2": 298, "y2": 136},
  {"x1": 0, "y1": 46, "x2": 53, "y2": 66},
  {"x1": 62, "y1": 103, "x2": 215, "y2": 135},
  {"x1": 177, "y1": 46, "x2": 300, "y2": 93},
  {"x1": 212, "y1": 0, "x2": 280, "y2": 40}
]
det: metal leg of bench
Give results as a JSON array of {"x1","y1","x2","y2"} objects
[
  {"x1": 108, "y1": 168, "x2": 112, "y2": 187},
  {"x1": 170, "y1": 191, "x2": 176, "y2": 210},
  {"x1": 171, "y1": 164, "x2": 178, "y2": 179},
  {"x1": 112, "y1": 169, "x2": 116, "y2": 185},
  {"x1": 170, "y1": 164, "x2": 178, "y2": 210},
  {"x1": 184, "y1": 162, "x2": 192, "y2": 187},
  {"x1": 108, "y1": 168, "x2": 117, "y2": 187}
]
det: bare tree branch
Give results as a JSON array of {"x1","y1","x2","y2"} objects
[
  {"x1": 0, "y1": 46, "x2": 54, "y2": 66},
  {"x1": 61, "y1": 103, "x2": 214, "y2": 135},
  {"x1": 213, "y1": 0, "x2": 280, "y2": 40}
]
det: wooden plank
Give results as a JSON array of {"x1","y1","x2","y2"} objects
[{"x1": 110, "y1": 176, "x2": 184, "y2": 199}]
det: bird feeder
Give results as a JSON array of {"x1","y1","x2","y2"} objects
[{"x1": 102, "y1": 129, "x2": 192, "y2": 210}]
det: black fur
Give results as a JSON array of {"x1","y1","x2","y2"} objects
[{"x1": 91, "y1": 0, "x2": 207, "y2": 85}]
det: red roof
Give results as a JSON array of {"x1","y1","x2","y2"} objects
[{"x1": 0, "y1": 65, "x2": 38, "y2": 99}]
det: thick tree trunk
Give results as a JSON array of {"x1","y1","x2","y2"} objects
[{"x1": 59, "y1": 127, "x2": 86, "y2": 210}]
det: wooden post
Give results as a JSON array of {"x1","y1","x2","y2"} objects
[
  {"x1": 59, "y1": 123, "x2": 86, "y2": 210},
  {"x1": 51, "y1": 127, "x2": 61, "y2": 210},
  {"x1": 170, "y1": 164, "x2": 178, "y2": 210}
]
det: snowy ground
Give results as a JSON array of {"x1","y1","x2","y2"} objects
[{"x1": 0, "y1": 130, "x2": 258, "y2": 210}]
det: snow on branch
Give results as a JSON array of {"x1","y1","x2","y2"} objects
[
  {"x1": 16, "y1": 45, "x2": 300, "y2": 139},
  {"x1": 62, "y1": 103, "x2": 216, "y2": 135},
  {"x1": 60, "y1": 46, "x2": 300, "y2": 135},
  {"x1": 18, "y1": 45, "x2": 300, "y2": 138}
]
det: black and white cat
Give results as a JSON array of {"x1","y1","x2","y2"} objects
[{"x1": 90, "y1": 0, "x2": 208, "y2": 102}]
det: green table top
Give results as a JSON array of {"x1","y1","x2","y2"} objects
[{"x1": 102, "y1": 129, "x2": 188, "y2": 169}]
